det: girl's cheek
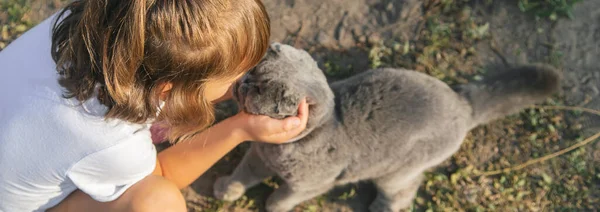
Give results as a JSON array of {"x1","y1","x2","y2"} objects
[
  {"x1": 150, "y1": 122, "x2": 169, "y2": 144},
  {"x1": 205, "y1": 81, "x2": 233, "y2": 102}
]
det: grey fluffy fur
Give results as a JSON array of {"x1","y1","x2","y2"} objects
[{"x1": 213, "y1": 43, "x2": 560, "y2": 212}]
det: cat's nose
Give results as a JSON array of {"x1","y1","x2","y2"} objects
[
  {"x1": 250, "y1": 84, "x2": 262, "y2": 95},
  {"x1": 238, "y1": 83, "x2": 249, "y2": 97},
  {"x1": 240, "y1": 74, "x2": 250, "y2": 83}
]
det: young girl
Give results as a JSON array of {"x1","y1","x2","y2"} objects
[{"x1": 0, "y1": 0, "x2": 309, "y2": 211}]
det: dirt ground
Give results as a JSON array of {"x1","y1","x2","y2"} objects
[{"x1": 1, "y1": 0, "x2": 599, "y2": 211}]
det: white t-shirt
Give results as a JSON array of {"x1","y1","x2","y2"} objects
[{"x1": 0, "y1": 13, "x2": 157, "y2": 211}]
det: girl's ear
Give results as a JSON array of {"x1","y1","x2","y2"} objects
[{"x1": 159, "y1": 82, "x2": 173, "y2": 101}]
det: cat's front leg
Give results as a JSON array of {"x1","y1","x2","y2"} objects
[
  {"x1": 370, "y1": 172, "x2": 423, "y2": 212},
  {"x1": 265, "y1": 182, "x2": 334, "y2": 212},
  {"x1": 213, "y1": 145, "x2": 274, "y2": 201}
]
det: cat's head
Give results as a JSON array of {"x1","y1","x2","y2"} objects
[{"x1": 233, "y1": 43, "x2": 334, "y2": 142}]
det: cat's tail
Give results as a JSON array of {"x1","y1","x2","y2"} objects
[{"x1": 452, "y1": 64, "x2": 561, "y2": 127}]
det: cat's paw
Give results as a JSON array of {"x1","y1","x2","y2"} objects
[
  {"x1": 213, "y1": 176, "x2": 245, "y2": 201},
  {"x1": 369, "y1": 194, "x2": 414, "y2": 212},
  {"x1": 265, "y1": 203, "x2": 293, "y2": 212},
  {"x1": 369, "y1": 196, "x2": 394, "y2": 212}
]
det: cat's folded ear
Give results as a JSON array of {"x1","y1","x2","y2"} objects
[{"x1": 306, "y1": 96, "x2": 317, "y2": 105}]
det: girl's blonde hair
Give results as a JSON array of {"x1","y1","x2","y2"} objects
[{"x1": 51, "y1": 0, "x2": 270, "y2": 141}]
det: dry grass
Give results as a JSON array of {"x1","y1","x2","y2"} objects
[{"x1": 1, "y1": 0, "x2": 596, "y2": 211}]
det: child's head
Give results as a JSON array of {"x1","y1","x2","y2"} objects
[{"x1": 51, "y1": 0, "x2": 270, "y2": 140}]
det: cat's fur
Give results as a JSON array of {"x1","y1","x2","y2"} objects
[{"x1": 213, "y1": 43, "x2": 560, "y2": 212}]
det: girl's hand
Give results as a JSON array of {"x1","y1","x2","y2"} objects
[{"x1": 233, "y1": 98, "x2": 309, "y2": 144}]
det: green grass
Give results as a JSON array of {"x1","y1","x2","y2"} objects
[
  {"x1": 0, "y1": 0, "x2": 32, "y2": 49},
  {"x1": 1, "y1": 0, "x2": 31, "y2": 23},
  {"x1": 518, "y1": 0, "x2": 583, "y2": 20}
]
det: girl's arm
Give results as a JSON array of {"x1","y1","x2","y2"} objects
[
  {"x1": 152, "y1": 116, "x2": 242, "y2": 188},
  {"x1": 153, "y1": 99, "x2": 308, "y2": 189},
  {"x1": 48, "y1": 100, "x2": 308, "y2": 212}
]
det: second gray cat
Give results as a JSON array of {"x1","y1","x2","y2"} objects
[{"x1": 213, "y1": 43, "x2": 560, "y2": 212}]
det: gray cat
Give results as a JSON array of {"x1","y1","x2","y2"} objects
[{"x1": 213, "y1": 43, "x2": 560, "y2": 212}]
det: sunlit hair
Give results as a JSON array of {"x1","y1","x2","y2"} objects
[{"x1": 51, "y1": 0, "x2": 270, "y2": 141}]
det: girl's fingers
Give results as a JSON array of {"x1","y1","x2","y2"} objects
[
  {"x1": 282, "y1": 117, "x2": 302, "y2": 132},
  {"x1": 296, "y1": 98, "x2": 309, "y2": 127},
  {"x1": 276, "y1": 98, "x2": 307, "y2": 132},
  {"x1": 280, "y1": 98, "x2": 308, "y2": 132},
  {"x1": 275, "y1": 98, "x2": 309, "y2": 141}
]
